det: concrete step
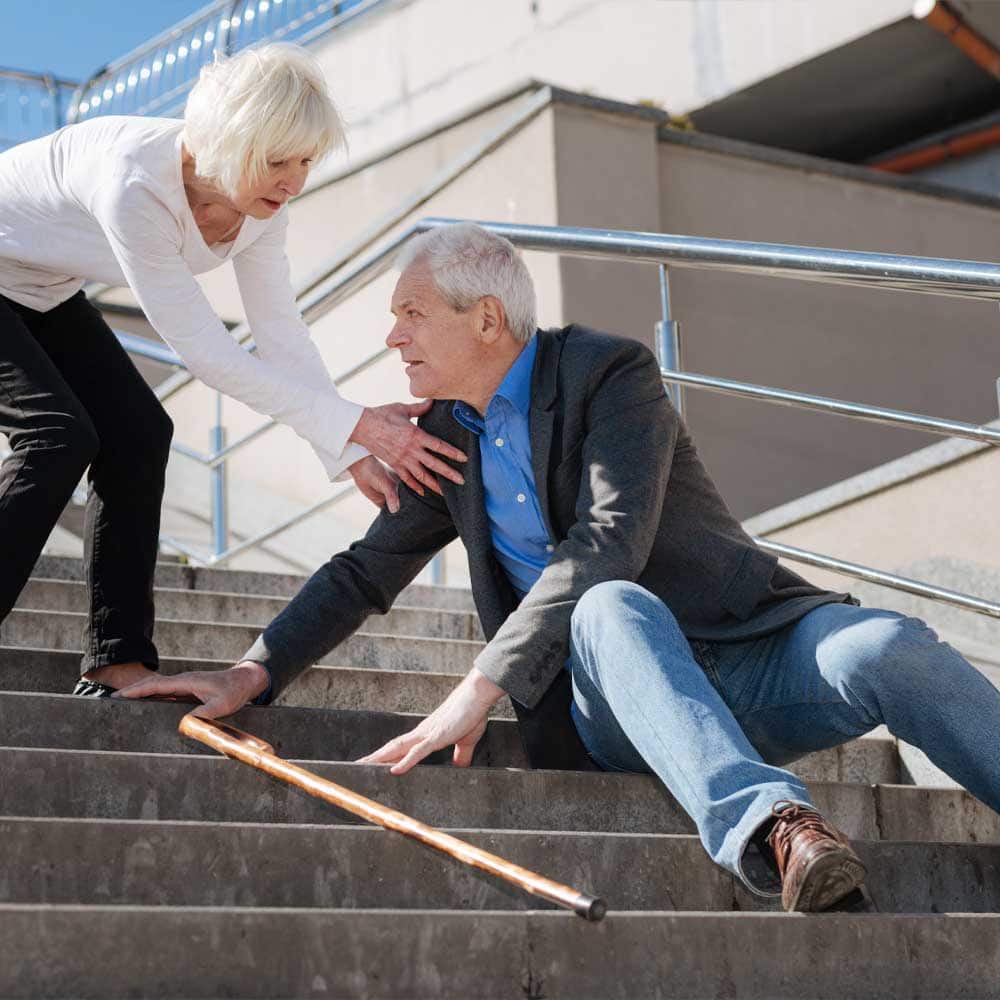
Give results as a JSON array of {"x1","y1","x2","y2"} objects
[
  {"x1": 3, "y1": 816, "x2": 999, "y2": 914},
  {"x1": 3, "y1": 906, "x2": 997, "y2": 999},
  {"x1": 1, "y1": 608, "x2": 483, "y2": 672},
  {"x1": 0, "y1": 692, "x2": 526, "y2": 766},
  {"x1": 15, "y1": 578, "x2": 484, "y2": 639},
  {"x1": 31, "y1": 555, "x2": 476, "y2": 609},
  {"x1": 4, "y1": 746, "x2": 994, "y2": 844},
  {"x1": 0, "y1": 646, "x2": 519, "y2": 719},
  {"x1": 0, "y1": 691, "x2": 899, "y2": 785}
]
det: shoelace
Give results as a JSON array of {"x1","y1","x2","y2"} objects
[{"x1": 764, "y1": 800, "x2": 831, "y2": 876}]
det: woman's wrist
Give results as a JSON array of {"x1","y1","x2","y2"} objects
[{"x1": 349, "y1": 406, "x2": 377, "y2": 451}]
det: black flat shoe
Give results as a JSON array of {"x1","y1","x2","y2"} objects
[{"x1": 72, "y1": 679, "x2": 116, "y2": 698}]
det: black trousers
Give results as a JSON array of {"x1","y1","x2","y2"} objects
[{"x1": 0, "y1": 291, "x2": 173, "y2": 673}]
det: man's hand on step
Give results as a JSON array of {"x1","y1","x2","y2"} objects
[{"x1": 358, "y1": 667, "x2": 504, "y2": 775}]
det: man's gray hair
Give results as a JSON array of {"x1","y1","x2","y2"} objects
[{"x1": 397, "y1": 223, "x2": 538, "y2": 343}]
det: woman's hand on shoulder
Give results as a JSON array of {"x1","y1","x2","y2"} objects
[{"x1": 351, "y1": 400, "x2": 467, "y2": 499}]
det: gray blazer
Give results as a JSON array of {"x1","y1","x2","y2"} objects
[{"x1": 247, "y1": 325, "x2": 849, "y2": 767}]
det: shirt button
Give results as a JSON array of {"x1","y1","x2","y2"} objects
[
  {"x1": 495, "y1": 437, "x2": 504, "y2": 447},
  {"x1": 546, "y1": 544, "x2": 554, "y2": 553},
  {"x1": 516, "y1": 493, "x2": 526, "y2": 503}
]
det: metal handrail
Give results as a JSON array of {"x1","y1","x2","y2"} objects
[
  {"x1": 66, "y1": 0, "x2": 387, "y2": 125},
  {"x1": 0, "y1": 68, "x2": 77, "y2": 151},
  {"x1": 115, "y1": 217, "x2": 1000, "y2": 623}
]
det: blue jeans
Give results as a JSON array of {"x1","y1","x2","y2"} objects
[{"x1": 568, "y1": 581, "x2": 1000, "y2": 895}]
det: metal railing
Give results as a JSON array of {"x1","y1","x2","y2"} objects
[
  {"x1": 66, "y1": 0, "x2": 383, "y2": 125},
  {"x1": 2, "y1": 0, "x2": 386, "y2": 149},
  {"x1": 0, "y1": 68, "x2": 77, "y2": 152},
  {"x1": 124, "y1": 217, "x2": 1000, "y2": 620}
]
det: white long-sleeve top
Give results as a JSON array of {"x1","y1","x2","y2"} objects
[{"x1": 0, "y1": 115, "x2": 367, "y2": 479}]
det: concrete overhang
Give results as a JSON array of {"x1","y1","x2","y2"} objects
[{"x1": 689, "y1": 1, "x2": 1000, "y2": 163}]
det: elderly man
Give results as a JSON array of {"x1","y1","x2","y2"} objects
[{"x1": 122, "y1": 222, "x2": 1000, "y2": 912}]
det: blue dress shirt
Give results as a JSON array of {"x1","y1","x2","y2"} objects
[{"x1": 452, "y1": 336, "x2": 553, "y2": 598}]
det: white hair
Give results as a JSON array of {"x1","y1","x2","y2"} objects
[
  {"x1": 397, "y1": 223, "x2": 538, "y2": 343},
  {"x1": 183, "y1": 43, "x2": 345, "y2": 197}
]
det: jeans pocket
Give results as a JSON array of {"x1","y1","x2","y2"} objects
[{"x1": 689, "y1": 639, "x2": 724, "y2": 693}]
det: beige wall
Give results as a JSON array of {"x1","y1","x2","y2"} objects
[
  {"x1": 657, "y1": 137, "x2": 1000, "y2": 518},
  {"x1": 312, "y1": 0, "x2": 913, "y2": 168}
]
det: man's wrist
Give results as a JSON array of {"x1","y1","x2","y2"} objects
[
  {"x1": 233, "y1": 660, "x2": 271, "y2": 703},
  {"x1": 468, "y1": 666, "x2": 506, "y2": 706}
]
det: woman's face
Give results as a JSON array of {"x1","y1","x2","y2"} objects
[{"x1": 233, "y1": 156, "x2": 313, "y2": 218}]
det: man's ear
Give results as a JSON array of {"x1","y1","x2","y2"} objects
[{"x1": 478, "y1": 296, "x2": 506, "y2": 344}]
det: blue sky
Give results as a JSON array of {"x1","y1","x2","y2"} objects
[{"x1": 3, "y1": 1, "x2": 210, "y2": 82}]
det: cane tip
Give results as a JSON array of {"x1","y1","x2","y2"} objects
[{"x1": 575, "y1": 894, "x2": 607, "y2": 922}]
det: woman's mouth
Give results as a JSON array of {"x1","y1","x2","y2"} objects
[{"x1": 262, "y1": 198, "x2": 282, "y2": 211}]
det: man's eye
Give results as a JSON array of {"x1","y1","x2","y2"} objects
[{"x1": 408, "y1": 310, "x2": 419, "y2": 319}]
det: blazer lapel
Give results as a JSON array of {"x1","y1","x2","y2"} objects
[{"x1": 529, "y1": 329, "x2": 564, "y2": 542}]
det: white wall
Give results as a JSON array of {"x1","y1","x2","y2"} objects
[{"x1": 312, "y1": 0, "x2": 913, "y2": 172}]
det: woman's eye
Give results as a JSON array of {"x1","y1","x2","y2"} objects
[{"x1": 268, "y1": 160, "x2": 286, "y2": 168}]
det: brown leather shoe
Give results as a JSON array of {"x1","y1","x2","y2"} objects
[{"x1": 765, "y1": 800, "x2": 868, "y2": 912}]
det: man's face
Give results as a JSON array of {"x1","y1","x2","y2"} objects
[{"x1": 387, "y1": 262, "x2": 484, "y2": 402}]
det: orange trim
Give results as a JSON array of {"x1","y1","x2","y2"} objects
[
  {"x1": 873, "y1": 122, "x2": 1000, "y2": 172},
  {"x1": 919, "y1": 1, "x2": 1000, "y2": 78}
]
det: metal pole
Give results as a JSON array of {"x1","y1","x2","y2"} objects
[
  {"x1": 654, "y1": 264, "x2": 684, "y2": 418},
  {"x1": 210, "y1": 391, "x2": 228, "y2": 558},
  {"x1": 429, "y1": 551, "x2": 447, "y2": 586}
]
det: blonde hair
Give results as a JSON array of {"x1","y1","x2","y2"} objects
[
  {"x1": 183, "y1": 42, "x2": 345, "y2": 197},
  {"x1": 397, "y1": 223, "x2": 538, "y2": 343}
]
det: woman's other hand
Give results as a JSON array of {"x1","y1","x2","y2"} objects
[
  {"x1": 348, "y1": 455, "x2": 401, "y2": 513},
  {"x1": 351, "y1": 400, "x2": 467, "y2": 498}
]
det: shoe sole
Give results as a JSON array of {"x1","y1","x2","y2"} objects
[{"x1": 785, "y1": 849, "x2": 868, "y2": 912}]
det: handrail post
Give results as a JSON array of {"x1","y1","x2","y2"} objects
[
  {"x1": 429, "y1": 551, "x2": 447, "y2": 585},
  {"x1": 210, "y1": 391, "x2": 228, "y2": 559},
  {"x1": 655, "y1": 264, "x2": 684, "y2": 418}
]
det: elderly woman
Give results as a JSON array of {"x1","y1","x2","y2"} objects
[{"x1": 0, "y1": 43, "x2": 465, "y2": 696}]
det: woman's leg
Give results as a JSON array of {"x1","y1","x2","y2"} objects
[
  {"x1": 0, "y1": 295, "x2": 99, "y2": 621},
  {"x1": 20, "y1": 293, "x2": 173, "y2": 680}
]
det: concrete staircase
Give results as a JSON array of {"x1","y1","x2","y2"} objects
[{"x1": 2, "y1": 557, "x2": 999, "y2": 998}]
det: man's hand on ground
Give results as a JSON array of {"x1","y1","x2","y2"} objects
[
  {"x1": 358, "y1": 667, "x2": 505, "y2": 775},
  {"x1": 112, "y1": 661, "x2": 270, "y2": 719}
]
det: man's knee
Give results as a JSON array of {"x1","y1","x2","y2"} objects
[
  {"x1": 572, "y1": 580, "x2": 657, "y2": 631},
  {"x1": 829, "y1": 613, "x2": 946, "y2": 695},
  {"x1": 570, "y1": 580, "x2": 683, "y2": 668}
]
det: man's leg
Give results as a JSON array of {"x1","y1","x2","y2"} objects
[
  {"x1": 568, "y1": 580, "x2": 819, "y2": 898},
  {"x1": 724, "y1": 602, "x2": 1000, "y2": 814}
]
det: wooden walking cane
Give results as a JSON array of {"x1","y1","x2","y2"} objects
[{"x1": 179, "y1": 714, "x2": 607, "y2": 921}]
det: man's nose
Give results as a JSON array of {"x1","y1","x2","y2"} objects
[{"x1": 386, "y1": 323, "x2": 406, "y2": 348}]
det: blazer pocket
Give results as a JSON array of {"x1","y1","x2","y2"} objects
[{"x1": 719, "y1": 547, "x2": 778, "y2": 620}]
